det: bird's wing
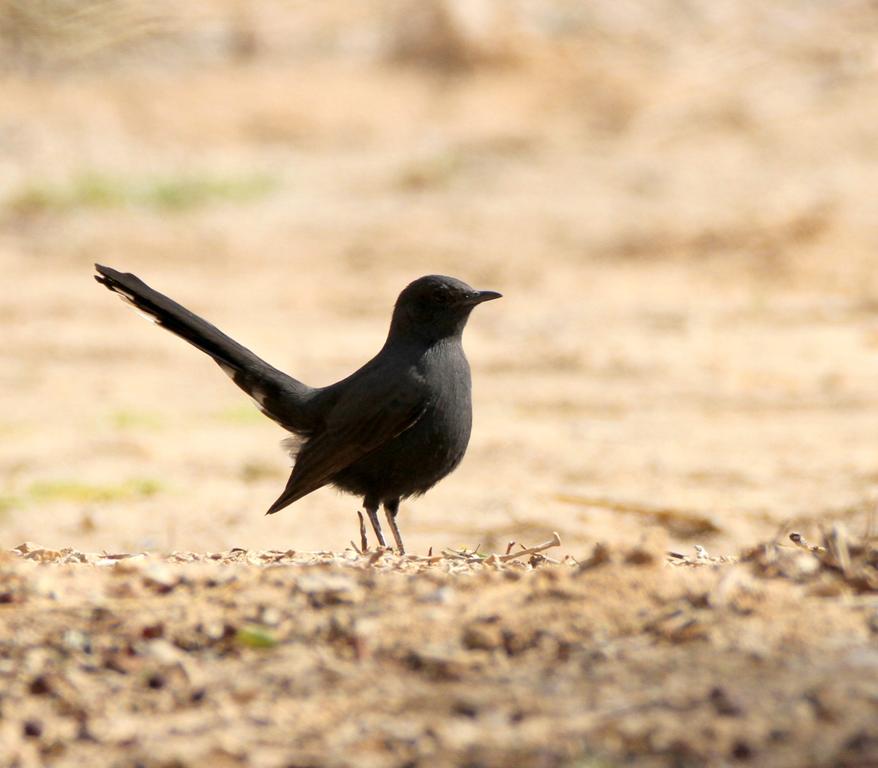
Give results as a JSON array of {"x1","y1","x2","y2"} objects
[{"x1": 265, "y1": 370, "x2": 427, "y2": 514}]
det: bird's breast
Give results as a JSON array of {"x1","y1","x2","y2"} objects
[
  {"x1": 329, "y1": 340, "x2": 475, "y2": 501},
  {"x1": 414, "y1": 341, "x2": 473, "y2": 453}
]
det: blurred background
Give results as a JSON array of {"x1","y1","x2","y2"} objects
[{"x1": 1, "y1": 0, "x2": 878, "y2": 555}]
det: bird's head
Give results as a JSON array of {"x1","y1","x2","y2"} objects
[{"x1": 389, "y1": 275, "x2": 501, "y2": 344}]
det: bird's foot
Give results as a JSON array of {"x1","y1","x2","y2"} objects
[
  {"x1": 351, "y1": 510, "x2": 396, "y2": 556},
  {"x1": 351, "y1": 509, "x2": 408, "y2": 556}
]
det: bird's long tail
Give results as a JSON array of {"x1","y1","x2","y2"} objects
[{"x1": 94, "y1": 264, "x2": 315, "y2": 432}]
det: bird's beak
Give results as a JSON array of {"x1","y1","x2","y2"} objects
[{"x1": 468, "y1": 290, "x2": 502, "y2": 305}]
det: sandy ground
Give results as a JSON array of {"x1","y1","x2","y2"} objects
[
  {"x1": 1, "y1": 1, "x2": 878, "y2": 765},
  {"x1": 1, "y1": 537, "x2": 877, "y2": 767}
]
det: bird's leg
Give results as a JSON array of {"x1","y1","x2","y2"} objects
[
  {"x1": 363, "y1": 500, "x2": 386, "y2": 549},
  {"x1": 383, "y1": 498, "x2": 405, "y2": 555}
]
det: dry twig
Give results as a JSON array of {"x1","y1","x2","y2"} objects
[
  {"x1": 789, "y1": 532, "x2": 824, "y2": 554},
  {"x1": 357, "y1": 510, "x2": 368, "y2": 554},
  {"x1": 498, "y1": 532, "x2": 562, "y2": 563}
]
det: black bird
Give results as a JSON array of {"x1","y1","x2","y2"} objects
[{"x1": 94, "y1": 265, "x2": 501, "y2": 553}]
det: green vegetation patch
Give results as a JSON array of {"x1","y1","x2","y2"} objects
[
  {"x1": 235, "y1": 625, "x2": 278, "y2": 649},
  {"x1": 7, "y1": 171, "x2": 278, "y2": 215},
  {"x1": 109, "y1": 409, "x2": 165, "y2": 430},
  {"x1": 28, "y1": 478, "x2": 163, "y2": 504},
  {"x1": 215, "y1": 404, "x2": 265, "y2": 425}
]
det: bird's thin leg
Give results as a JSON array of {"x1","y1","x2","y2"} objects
[
  {"x1": 383, "y1": 498, "x2": 405, "y2": 554},
  {"x1": 364, "y1": 501, "x2": 386, "y2": 548}
]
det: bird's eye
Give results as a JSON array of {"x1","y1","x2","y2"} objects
[{"x1": 433, "y1": 290, "x2": 451, "y2": 305}]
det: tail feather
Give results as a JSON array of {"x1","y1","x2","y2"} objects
[{"x1": 94, "y1": 264, "x2": 316, "y2": 433}]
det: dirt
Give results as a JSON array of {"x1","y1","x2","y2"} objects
[
  {"x1": 2, "y1": 1, "x2": 878, "y2": 765},
  {"x1": 1, "y1": 535, "x2": 877, "y2": 768}
]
